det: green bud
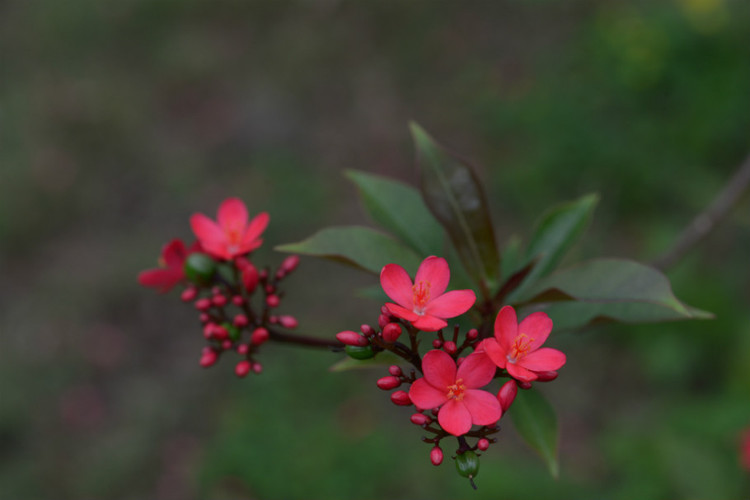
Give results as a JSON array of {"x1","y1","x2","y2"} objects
[
  {"x1": 223, "y1": 322, "x2": 241, "y2": 342},
  {"x1": 455, "y1": 450, "x2": 479, "y2": 479},
  {"x1": 183, "y1": 253, "x2": 216, "y2": 285},
  {"x1": 345, "y1": 345, "x2": 375, "y2": 360}
]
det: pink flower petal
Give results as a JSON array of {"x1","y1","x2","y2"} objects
[
  {"x1": 462, "y1": 389, "x2": 502, "y2": 426},
  {"x1": 409, "y1": 378, "x2": 449, "y2": 410},
  {"x1": 190, "y1": 214, "x2": 228, "y2": 259},
  {"x1": 438, "y1": 399, "x2": 472, "y2": 436},
  {"x1": 480, "y1": 338, "x2": 507, "y2": 369},
  {"x1": 422, "y1": 350, "x2": 457, "y2": 389},
  {"x1": 506, "y1": 362, "x2": 538, "y2": 382},
  {"x1": 380, "y1": 264, "x2": 415, "y2": 309},
  {"x1": 518, "y1": 347, "x2": 566, "y2": 371},
  {"x1": 412, "y1": 315, "x2": 447, "y2": 332},
  {"x1": 494, "y1": 305, "x2": 518, "y2": 352},
  {"x1": 162, "y1": 239, "x2": 187, "y2": 267},
  {"x1": 217, "y1": 198, "x2": 248, "y2": 234},
  {"x1": 241, "y1": 212, "x2": 270, "y2": 249},
  {"x1": 457, "y1": 351, "x2": 497, "y2": 388},
  {"x1": 518, "y1": 312, "x2": 553, "y2": 351},
  {"x1": 424, "y1": 289, "x2": 476, "y2": 319},
  {"x1": 137, "y1": 268, "x2": 182, "y2": 293},
  {"x1": 385, "y1": 303, "x2": 419, "y2": 322},
  {"x1": 414, "y1": 256, "x2": 450, "y2": 297}
]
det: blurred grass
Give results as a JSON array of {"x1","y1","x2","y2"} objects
[{"x1": 1, "y1": 0, "x2": 749, "y2": 499}]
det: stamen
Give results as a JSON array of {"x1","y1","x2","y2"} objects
[
  {"x1": 412, "y1": 281, "x2": 431, "y2": 313},
  {"x1": 446, "y1": 378, "x2": 466, "y2": 401},
  {"x1": 507, "y1": 333, "x2": 534, "y2": 363}
]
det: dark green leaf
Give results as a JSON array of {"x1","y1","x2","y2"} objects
[
  {"x1": 511, "y1": 388, "x2": 559, "y2": 478},
  {"x1": 275, "y1": 226, "x2": 422, "y2": 275},
  {"x1": 345, "y1": 170, "x2": 444, "y2": 257},
  {"x1": 410, "y1": 122, "x2": 500, "y2": 289},
  {"x1": 500, "y1": 235, "x2": 523, "y2": 282}
]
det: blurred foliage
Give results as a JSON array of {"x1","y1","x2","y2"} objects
[{"x1": 1, "y1": 0, "x2": 749, "y2": 499}]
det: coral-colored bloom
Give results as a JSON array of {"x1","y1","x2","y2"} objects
[
  {"x1": 380, "y1": 256, "x2": 476, "y2": 332},
  {"x1": 409, "y1": 350, "x2": 501, "y2": 436},
  {"x1": 138, "y1": 239, "x2": 197, "y2": 292},
  {"x1": 190, "y1": 198, "x2": 269, "y2": 260},
  {"x1": 481, "y1": 306, "x2": 566, "y2": 383}
]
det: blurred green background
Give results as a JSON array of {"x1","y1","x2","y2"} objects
[{"x1": 1, "y1": 0, "x2": 749, "y2": 498}]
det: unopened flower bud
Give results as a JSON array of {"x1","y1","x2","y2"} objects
[
  {"x1": 184, "y1": 253, "x2": 216, "y2": 286},
  {"x1": 376, "y1": 376, "x2": 401, "y2": 390},
  {"x1": 234, "y1": 256, "x2": 250, "y2": 270},
  {"x1": 378, "y1": 314, "x2": 390, "y2": 329},
  {"x1": 212, "y1": 325, "x2": 229, "y2": 340},
  {"x1": 390, "y1": 390, "x2": 411, "y2": 406},
  {"x1": 237, "y1": 344, "x2": 249, "y2": 355},
  {"x1": 455, "y1": 450, "x2": 479, "y2": 479},
  {"x1": 382, "y1": 323, "x2": 402, "y2": 343},
  {"x1": 336, "y1": 331, "x2": 369, "y2": 347},
  {"x1": 466, "y1": 328, "x2": 478, "y2": 340},
  {"x1": 233, "y1": 314, "x2": 248, "y2": 328},
  {"x1": 252, "y1": 362, "x2": 263, "y2": 374},
  {"x1": 235, "y1": 360, "x2": 251, "y2": 377},
  {"x1": 432, "y1": 339, "x2": 443, "y2": 349},
  {"x1": 203, "y1": 323, "x2": 216, "y2": 339},
  {"x1": 266, "y1": 294, "x2": 280, "y2": 308},
  {"x1": 199, "y1": 313, "x2": 210, "y2": 323},
  {"x1": 443, "y1": 341, "x2": 457, "y2": 354},
  {"x1": 181, "y1": 287, "x2": 198, "y2": 302},
  {"x1": 212, "y1": 294, "x2": 227, "y2": 307},
  {"x1": 535, "y1": 370, "x2": 558, "y2": 382},
  {"x1": 497, "y1": 380, "x2": 518, "y2": 413},
  {"x1": 518, "y1": 380, "x2": 532, "y2": 390},
  {"x1": 278, "y1": 315, "x2": 298, "y2": 329},
  {"x1": 251, "y1": 327, "x2": 269, "y2": 345},
  {"x1": 410, "y1": 413, "x2": 431, "y2": 426},
  {"x1": 344, "y1": 345, "x2": 375, "y2": 360},
  {"x1": 221, "y1": 340, "x2": 232, "y2": 350},
  {"x1": 199, "y1": 347, "x2": 218, "y2": 368},
  {"x1": 231, "y1": 295, "x2": 245, "y2": 306},
  {"x1": 430, "y1": 446, "x2": 443, "y2": 466},
  {"x1": 242, "y1": 265, "x2": 259, "y2": 293},
  {"x1": 194, "y1": 298, "x2": 212, "y2": 311},
  {"x1": 281, "y1": 255, "x2": 300, "y2": 274},
  {"x1": 223, "y1": 322, "x2": 240, "y2": 341},
  {"x1": 360, "y1": 324, "x2": 376, "y2": 337},
  {"x1": 477, "y1": 438, "x2": 490, "y2": 451},
  {"x1": 388, "y1": 365, "x2": 402, "y2": 377}
]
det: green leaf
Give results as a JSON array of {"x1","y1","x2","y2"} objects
[
  {"x1": 500, "y1": 235, "x2": 523, "y2": 283},
  {"x1": 276, "y1": 226, "x2": 422, "y2": 275},
  {"x1": 410, "y1": 122, "x2": 500, "y2": 289},
  {"x1": 510, "y1": 194, "x2": 598, "y2": 301},
  {"x1": 329, "y1": 351, "x2": 404, "y2": 372},
  {"x1": 345, "y1": 170, "x2": 444, "y2": 257},
  {"x1": 517, "y1": 258, "x2": 701, "y2": 319},
  {"x1": 510, "y1": 388, "x2": 559, "y2": 478}
]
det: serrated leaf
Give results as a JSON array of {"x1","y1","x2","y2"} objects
[
  {"x1": 276, "y1": 226, "x2": 422, "y2": 275},
  {"x1": 410, "y1": 122, "x2": 500, "y2": 289},
  {"x1": 517, "y1": 258, "x2": 700, "y2": 319},
  {"x1": 510, "y1": 388, "x2": 559, "y2": 478},
  {"x1": 510, "y1": 194, "x2": 598, "y2": 301},
  {"x1": 345, "y1": 170, "x2": 444, "y2": 257},
  {"x1": 329, "y1": 351, "x2": 404, "y2": 372}
]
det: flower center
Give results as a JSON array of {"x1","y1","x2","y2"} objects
[
  {"x1": 446, "y1": 378, "x2": 466, "y2": 401},
  {"x1": 507, "y1": 333, "x2": 534, "y2": 364},
  {"x1": 412, "y1": 281, "x2": 431, "y2": 314},
  {"x1": 226, "y1": 229, "x2": 242, "y2": 245}
]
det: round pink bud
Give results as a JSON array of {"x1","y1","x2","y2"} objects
[
  {"x1": 466, "y1": 328, "x2": 478, "y2": 340},
  {"x1": 376, "y1": 376, "x2": 401, "y2": 390},
  {"x1": 181, "y1": 287, "x2": 198, "y2": 302},
  {"x1": 380, "y1": 305, "x2": 390, "y2": 316},
  {"x1": 279, "y1": 315, "x2": 298, "y2": 329},
  {"x1": 194, "y1": 298, "x2": 212, "y2": 311},
  {"x1": 497, "y1": 380, "x2": 518, "y2": 413},
  {"x1": 477, "y1": 438, "x2": 490, "y2": 451},
  {"x1": 235, "y1": 360, "x2": 251, "y2": 377},
  {"x1": 252, "y1": 362, "x2": 263, "y2": 374},
  {"x1": 259, "y1": 269, "x2": 268, "y2": 280},
  {"x1": 456, "y1": 356, "x2": 465, "y2": 366},
  {"x1": 251, "y1": 327, "x2": 270, "y2": 345},
  {"x1": 360, "y1": 324, "x2": 376, "y2": 337},
  {"x1": 519, "y1": 380, "x2": 532, "y2": 390},
  {"x1": 378, "y1": 314, "x2": 390, "y2": 329},
  {"x1": 203, "y1": 323, "x2": 216, "y2": 339},
  {"x1": 233, "y1": 314, "x2": 248, "y2": 328},
  {"x1": 335, "y1": 331, "x2": 369, "y2": 347},
  {"x1": 231, "y1": 295, "x2": 245, "y2": 306},
  {"x1": 264, "y1": 284, "x2": 275, "y2": 294},
  {"x1": 212, "y1": 325, "x2": 229, "y2": 340},
  {"x1": 443, "y1": 341, "x2": 457, "y2": 354},
  {"x1": 432, "y1": 339, "x2": 443, "y2": 349},
  {"x1": 430, "y1": 446, "x2": 443, "y2": 466},
  {"x1": 281, "y1": 255, "x2": 300, "y2": 273},
  {"x1": 242, "y1": 265, "x2": 259, "y2": 292},
  {"x1": 410, "y1": 413, "x2": 431, "y2": 426},
  {"x1": 388, "y1": 365, "x2": 402, "y2": 377},
  {"x1": 382, "y1": 323, "x2": 402, "y2": 343},
  {"x1": 390, "y1": 390, "x2": 412, "y2": 406},
  {"x1": 235, "y1": 257, "x2": 250, "y2": 270},
  {"x1": 211, "y1": 286, "x2": 222, "y2": 295},
  {"x1": 237, "y1": 344, "x2": 249, "y2": 355},
  {"x1": 535, "y1": 370, "x2": 558, "y2": 382},
  {"x1": 199, "y1": 313, "x2": 210, "y2": 323},
  {"x1": 199, "y1": 347, "x2": 218, "y2": 368},
  {"x1": 212, "y1": 294, "x2": 227, "y2": 307},
  {"x1": 221, "y1": 340, "x2": 232, "y2": 350},
  {"x1": 266, "y1": 294, "x2": 280, "y2": 308},
  {"x1": 268, "y1": 315, "x2": 279, "y2": 324}
]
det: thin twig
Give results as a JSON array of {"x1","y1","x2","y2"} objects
[{"x1": 653, "y1": 152, "x2": 750, "y2": 271}]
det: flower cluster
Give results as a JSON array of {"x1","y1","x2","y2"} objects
[
  {"x1": 138, "y1": 198, "x2": 302, "y2": 376},
  {"x1": 335, "y1": 256, "x2": 566, "y2": 486}
]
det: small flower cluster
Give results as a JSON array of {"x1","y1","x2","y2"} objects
[
  {"x1": 138, "y1": 198, "x2": 302, "y2": 376},
  {"x1": 336, "y1": 256, "x2": 566, "y2": 485}
]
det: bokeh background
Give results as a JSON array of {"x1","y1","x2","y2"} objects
[{"x1": 2, "y1": 1, "x2": 749, "y2": 499}]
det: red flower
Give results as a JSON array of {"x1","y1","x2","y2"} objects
[
  {"x1": 481, "y1": 306, "x2": 566, "y2": 383},
  {"x1": 380, "y1": 256, "x2": 476, "y2": 332},
  {"x1": 190, "y1": 198, "x2": 269, "y2": 260},
  {"x1": 409, "y1": 350, "x2": 501, "y2": 436},
  {"x1": 138, "y1": 239, "x2": 196, "y2": 292}
]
